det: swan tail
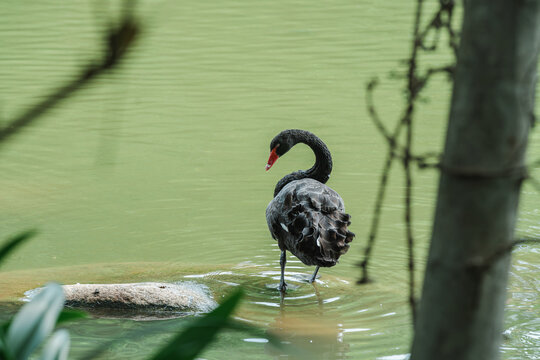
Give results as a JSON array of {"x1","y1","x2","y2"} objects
[
  {"x1": 290, "y1": 208, "x2": 354, "y2": 266},
  {"x1": 317, "y1": 212, "x2": 355, "y2": 262}
]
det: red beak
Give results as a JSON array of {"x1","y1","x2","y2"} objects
[{"x1": 265, "y1": 147, "x2": 279, "y2": 171}]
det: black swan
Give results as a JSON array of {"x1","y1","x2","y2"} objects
[{"x1": 265, "y1": 129, "x2": 354, "y2": 292}]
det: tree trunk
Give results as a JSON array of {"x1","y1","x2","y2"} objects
[{"x1": 411, "y1": 1, "x2": 540, "y2": 359}]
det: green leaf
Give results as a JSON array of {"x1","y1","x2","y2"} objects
[
  {"x1": 150, "y1": 288, "x2": 244, "y2": 360},
  {"x1": 1, "y1": 318, "x2": 12, "y2": 359},
  {"x1": 56, "y1": 310, "x2": 88, "y2": 325},
  {"x1": 1, "y1": 319, "x2": 11, "y2": 335},
  {"x1": 0, "y1": 323, "x2": 11, "y2": 360},
  {"x1": 0, "y1": 230, "x2": 37, "y2": 266},
  {"x1": 6, "y1": 283, "x2": 65, "y2": 360},
  {"x1": 39, "y1": 329, "x2": 70, "y2": 360}
]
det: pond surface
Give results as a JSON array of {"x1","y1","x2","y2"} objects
[{"x1": 0, "y1": 1, "x2": 539, "y2": 359}]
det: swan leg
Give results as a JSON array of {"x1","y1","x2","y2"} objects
[
  {"x1": 309, "y1": 266, "x2": 320, "y2": 283},
  {"x1": 279, "y1": 250, "x2": 287, "y2": 292}
]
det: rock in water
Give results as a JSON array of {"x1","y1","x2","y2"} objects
[{"x1": 25, "y1": 282, "x2": 217, "y2": 318}]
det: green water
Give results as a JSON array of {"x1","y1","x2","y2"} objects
[{"x1": 1, "y1": 1, "x2": 539, "y2": 359}]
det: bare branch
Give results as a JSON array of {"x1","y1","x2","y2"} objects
[
  {"x1": 530, "y1": 157, "x2": 540, "y2": 168},
  {"x1": 528, "y1": 176, "x2": 540, "y2": 192},
  {"x1": 467, "y1": 238, "x2": 540, "y2": 271},
  {"x1": 358, "y1": 0, "x2": 460, "y2": 328},
  {"x1": 439, "y1": 163, "x2": 529, "y2": 180},
  {"x1": 0, "y1": 4, "x2": 140, "y2": 146},
  {"x1": 366, "y1": 79, "x2": 395, "y2": 145}
]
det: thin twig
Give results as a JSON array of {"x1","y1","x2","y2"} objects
[
  {"x1": 359, "y1": 87, "x2": 409, "y2": 284},
  {"x1": 528, "y1": 177, "x2": 540, "y2": 192},
  {"x1": 358, "y1": 149, "x2": 397, "y2": 284},
  {"x1": 530, "y1": 157, "x2": 540, "y2": 168},
  {"x1": 415, "y1": 65, "x2": 455, "y2": 93},
  {"x1": 467, "y1": 238, "x2": 540, "y2": 271},
  {"x1": 439, "y1": 163, "x2": 529, "y2": 180},
  {"x1": 366, "y1": 79, "x2": 446, "y2": 169},
  {"x1": 366, "y1": 79, "x2": 395, "y2": 145},
  {"x1": 358, "y1": 0, "x2": 459, "y2": 330},
  {"x1": 0, "y1": 3, "x2": 139, "y2": 146},
  {"x1": 400, "y1": 0, "x2": 427, "y2": 327}
]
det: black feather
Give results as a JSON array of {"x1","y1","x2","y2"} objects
[{"x1": 266, "y1": 178, "x2": 354, "y2": 267}]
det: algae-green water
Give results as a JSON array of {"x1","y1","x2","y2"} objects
[{"x1": 1, "y1": 1, "x2": 539, "y2": 359}]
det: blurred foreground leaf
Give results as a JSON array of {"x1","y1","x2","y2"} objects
[
  {"x1": 0, "y1": 230, "x2": 37, "y2": 266},
  {"x1": 0, "y1": 325, "x2": 7, "y2": 360},
  {"x1": 150, "y1": 289, "x2": 243, "y2": 360},
  {"x1": 5, "y1": 283, "x2": 65, "y2": 360},
  {"x1": 39, "y1": 329, "x2": 70, "y2": 360}
]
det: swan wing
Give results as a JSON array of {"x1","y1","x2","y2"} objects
[{"x1": 266, "y1": 179, "x2": 354, "y2": 266}]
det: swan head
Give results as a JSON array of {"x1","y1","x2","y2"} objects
[{"x1": 266, "y1": 130, "x2": 296, "y2": 170}]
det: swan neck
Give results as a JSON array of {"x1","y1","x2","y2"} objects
[{"x1": 273, "y1": 131, "x2": 332, "y2": 197}]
